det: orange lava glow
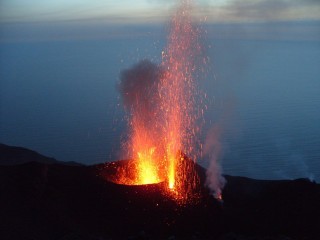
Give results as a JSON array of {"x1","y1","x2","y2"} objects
[
  {"x1": 119, "y1": 0, "x2": 205, "y2": 203},
  {"x1": 168, "y1": 155, "x2": 176, "y2": 189},
  {"x1": 136, "y1": 147, "x2": 160, "y2": 184},
  {"x1": 159, "y1": 1, "x2": 204, "y2": 202},
  {"x1": 124, "y1": 113, "x2": 165, "y2": 185}
]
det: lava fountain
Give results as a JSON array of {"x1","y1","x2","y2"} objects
[
  {"x1": 109, "y1": 0, "x2": 206, "y2": 204},
  {"x1": 117, "y1": 60, "x2": 165, "y2": 186},
  {"x1": 159, "y1": 1, "x2": 205, "y2": 201}
]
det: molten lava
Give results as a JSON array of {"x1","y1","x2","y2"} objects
[
  {"x1": 159, "y1": 1, "x2": 204, "y2": 201},
  {"x1": 117, "y1": 0, "x2": 205, "y2": 203},
  {"x1": 136, "y1": 147, "x2": 161, "y2": 184}
]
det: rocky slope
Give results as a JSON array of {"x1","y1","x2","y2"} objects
[{"x1": 0, "y1": 144, "x2": 319, "y2": 239}]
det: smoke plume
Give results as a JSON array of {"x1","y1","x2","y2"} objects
[
  {"x1": 118, "y1": 60, "x2": 160, "y2": 118},
  {"x1": 118, "y1": 59, "x2": 162, "y2": 127},
  {"x1": 118, "y1": 59, "x2": 164, "y2": 160},
  {"x1": 203, "y1": 125, "x2": 226, "y2": 198}
]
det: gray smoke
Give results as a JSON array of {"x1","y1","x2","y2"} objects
[
  {"x1": 118, "y1": 59, "x2": 164, "y2": 159},
  {"x1": 203, "y1": 125, "x2": 226, "y2": 198},
  {"x1": 118, "y1": 59, "x2": 162, "y2": 127}
]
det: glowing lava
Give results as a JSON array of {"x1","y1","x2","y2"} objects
[
  {"x1": 159, "y1": 0, "x2": 204, "y2": 201},
  {"x1": 117, "y1": 0, "x2": 205, "y2": 203},
  {"x1": 136, "y1": 147, "x2": 160, "y2": 184}
]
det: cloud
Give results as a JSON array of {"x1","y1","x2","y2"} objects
[
  {"x1": 197, "y1": 0, "x2": 320, "y2": 22},
  {"x1": 2, "y1": 0, "x2": 320, "y2": 24}
]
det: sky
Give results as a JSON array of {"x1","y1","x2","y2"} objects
[
  {"x1": 0, "y1": 1, "x2": 319, "y2": 178},
  {"x1": 1, "y1": 0, "x2": 320, "y2": 24}
]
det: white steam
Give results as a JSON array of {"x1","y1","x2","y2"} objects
[{"x1": 203, "y1": 125, "x2": 226, "y2": 198}]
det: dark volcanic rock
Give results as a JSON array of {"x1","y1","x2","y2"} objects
[
  {"x1": 0, "y1": 144, "x2": 319, "y2": 239},
  {"x1": 0, "y1": 143, "x2": 80, "y2": 166}
]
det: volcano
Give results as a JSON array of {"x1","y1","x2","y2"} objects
[
  {"x1": 99, "y1": 151, "x2": 204, "y2": 204},
  {"x1": 118, "y1": 1, "x2": 208, "y2": 202},
  {"x1": 1, "y1": 143, "x2": 320, "y2": 240}
]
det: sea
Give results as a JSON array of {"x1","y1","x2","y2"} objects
[{"x1": 1, "y1": 23, "x2": 319, "y2": 182}]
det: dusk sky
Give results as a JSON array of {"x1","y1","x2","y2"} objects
[
  {"x1": 1, "y1": 0, "x2": 320, "y2": 23},
  {"x1": 1, "y1": 0, "x2": 320, "y2": 179}
]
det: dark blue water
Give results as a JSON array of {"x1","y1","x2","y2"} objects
[
  {"x1": 208, "y1": 40, "x2": 320, "y2": 181},
  {"x1": 1, "y1": 37, "x2": 319, "y2": 181}
]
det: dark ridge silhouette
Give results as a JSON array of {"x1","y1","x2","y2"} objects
[
  {"x1": 0, "y1": 143, "x2": 81, "y2": 166},
  {"x1": 0, "y1": 144, "x2": 319, "y2": 239}
]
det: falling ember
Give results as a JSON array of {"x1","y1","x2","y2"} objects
[{"x1": 116, "y1": 0, "x2": 205, "y2": 203}]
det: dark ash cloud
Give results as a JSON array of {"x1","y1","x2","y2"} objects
[{"x1": 118, "y1": 59, "x2": 162, "y2": 126}]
